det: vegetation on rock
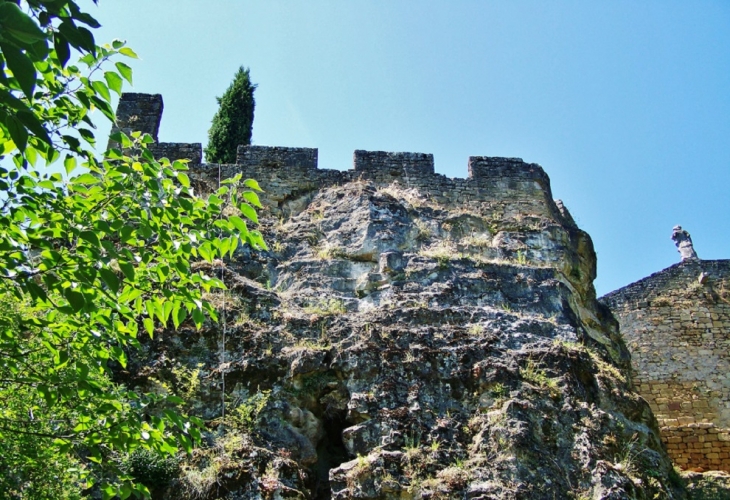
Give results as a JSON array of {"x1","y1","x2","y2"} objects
[{"x1": 127, "y1": 179, "x2": 690, "y2": 499}]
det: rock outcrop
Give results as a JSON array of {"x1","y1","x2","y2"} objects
[
  {"x1": 125, "y1": 171, "x2": 686, "y2": 499},
  {"x1": 111, "y1": 93, "x2": 688, "y2": 499}
]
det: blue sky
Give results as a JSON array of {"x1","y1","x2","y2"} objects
[{"x1": 87, "y1": 1, "x2": 730, "y2": 296}]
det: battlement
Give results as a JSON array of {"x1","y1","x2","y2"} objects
[
  {"x1": 468, "y1": 156, "x2": 550, "y2": 183},
  {"x1": 110, "y1": 93, "x2": 163, "y2": 141},
  {"x1": 236, "y1": 145, "x2": 318, "y2": 169},
  {"x1": 110, "y1": 93, "x2": 202, "y2": 163},
  {"x1": 232, "y1": 144, "x2": 549, "y2": 185},
  {"x1": 110, "y1": 93, "x2": 574, "y2": 225},
  {"x1": 353, "y1": 150, "x2": 435, "y2": 175}
]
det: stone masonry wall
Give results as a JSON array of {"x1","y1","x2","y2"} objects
[
  {"x1": 108, "y1": 92, "x2": 573, "y2": 227},
  {"x1": 110, "y1": 92, "x2": 201, "y2": 163},
  {"x1": 225, "y1": 145, "x2": 570, "y2": 226},
  {"x1": 148, "y1": 142, "x2": 202, "y2": 164},
  {"x1": 109, "y1": 92, "x2": 163, "y2": 142},
  {"x1": 602, "y1": 260, "x2": 730, "y2": 471},
  {"x1": 236, "y1": 145, "x2": 318, "y2": 169}
]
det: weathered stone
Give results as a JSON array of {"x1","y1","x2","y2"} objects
[
  {"x1": 602, "y1": 259, "x2": 730, "y2": 472},
  {"x1": 113, "y1": 94, "x2": 691, "y2": 499}
]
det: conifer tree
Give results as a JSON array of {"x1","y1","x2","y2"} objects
[{"x1": 205, "y1": 67, "x2": 257, "y2": 164}]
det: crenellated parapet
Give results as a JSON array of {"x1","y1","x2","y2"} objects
[
  {"x1": 236, "y1": 145, "x2": 318, "y2": 170},
  {"x1": 468, "y1": 156, "x2": 550, "y2": 184},
  {"x1": 109, "y1": 93, "x2": 202, "y2": 163},
  {"x1": 110, "y1": 93, "x2": 574, "y2": 227},
  {"x1": 353, "y1": 150, "x2": 435, "y2": 175},
  {"x1": 149, "y1": 142, "x2": 202, "y2": 165},
  {"x1": 109, "y1": 92, "x2": 163, "y2": 142}
]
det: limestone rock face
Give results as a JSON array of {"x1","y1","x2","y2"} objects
[{"x1": 128, "y1": 178, "x2": 684, "y2": 499}]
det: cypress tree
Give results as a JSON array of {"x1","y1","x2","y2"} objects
[{"x1": 205, "y1": 67, "x2": 257, "y2": 164}]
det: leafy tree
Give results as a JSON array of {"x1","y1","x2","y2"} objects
[
  {"x1": 205, "y1": 66, "x2": 256, "y2": 164},
  {"x1": 0, "y1": 1, "x2": 266, "y2": 497}
]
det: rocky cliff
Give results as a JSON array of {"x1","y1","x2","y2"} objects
[
  {"x1": 119, "y1": 158, "x2": 689, "y2": 500},
  {"x1": 108, "y1": 93, "x2": 692, "y2": 499}
]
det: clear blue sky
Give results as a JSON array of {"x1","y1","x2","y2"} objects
[{"x1": 87, "y1": 1, "x2": 730, "y2": 296}]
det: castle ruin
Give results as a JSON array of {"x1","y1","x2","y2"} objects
[{"x1": 113, "y1": 91, "x2": 730, "y2": 475}]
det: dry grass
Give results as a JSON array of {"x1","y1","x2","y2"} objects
[
  {"x1": 314, "y1": 243, "x2": 348, "y2": 260},
  {"x1": 460, "y1": 233, "x2": 493, "y2": 248},
  {"x1": 377, "y1": 185, "x2": 431, "y2": 208},
  {"x1": 303, "y1": 298, "x2": 347, "y2": 316},
  {"x1": 420, "y1": 241, "x2": 461, "y2": 262}
]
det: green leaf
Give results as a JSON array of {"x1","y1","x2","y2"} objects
[
  {"x1": 16, "y1": 110, "x2": 51, "y2": 145},
  {"x1": 115, "y1": 62, "x2": 133, "y2": 85},
  {"x1": 119, "y1": 47, "x2": 139, "y2": 59},
  {"x1": 162, "y1": 300, "x2": 174, "y2": 325},
  {"x1": 0, "y1": 88, "x2": 27, "y2": 110},
  {"x1": 119, "y1": 261, "x2": 135, "y2": 281},
  {"x1": 143, "y1": 317, "x2": 154, "y2": 338},
  {"x1": 243, "y1": 178, "x2": 263, "y2": 191},
  {"x1": 110, "y1": 346, "x2": 127, "y2": 368},
  {"x1": 1, "y1": 42, "x2": 36, "y2": 99},
  {"x1": 228, "y1": 235, "x2": 239, "y2": 258},
  {"x1": 0, "y1": 3, "x2": 47, "y2": 45},
  {"x1": 58, "y1": 20, "x2": 96, "y2": 55},
  {"x1": 99, "y1": 268, "x2": 120, "y2": 294},
  {"x1": 177, "y1": 172, "x2": 190, "y2": 188},
  {"x1": 178, "y1": 433, "x2": 193, "y2": 454},
  {"x1": 90, "y1": 95, "x2": 115, "y2": 122},
  {"x1": 53, "y1": 32, "x2": 70, "y2": 67},
  {"x1": 104, "y1": 71, "x2": 123, "y2": 95},
  {"x1": 55, "y1": 350, "x2": 69, "y2": 369},
  {"x1": 192, "y1": 308, "x2": 204, "y2": 329},
  {"x1": 79, "y1": 231, "x2": 100, "y2": 247},
  {"x1": 25, "y1": 281, "x2": 48, "y2": 302},
  {"x1": 242, "y1": 190, "x2": 263, "y2": 208},
  {"x1": 64, "y1": 289, "x2": 85, "y2": 312},
  {"x1": 250, "y1": 231, "x2": 268, "y2": 251},
  {"x1": 91, "y1": 80, "x2": 111, "y2": 103},
  {"x1": 171, "y1": 301, "x2": 182, "y2": 329},
  {"x1": 239, "y1": 203, "x2": 258, "y2": 224},
  {"x1": 102, "y1": 483, "x2": 116, "y2": 500},
  {"x1": 38, "y1": 385, "x2": 58, "y2": 407},
  {"x1": 68, "y1": 4, "x2": 101, "y2": 29},
  {"x1": 198, "y1": 243, "x2": 213, "y2": 263},
  {"x1": 229, "y1": 216, "x2": 248, "y2": 234},
  {"x1": 64, "y1": 155, "x2": 77, "y2": 175},
  {"x1": 5, "y1": 115, "x2": 28, "y2": 151},
  {"x1": 27, "y1": 38, "x2": 49, "y2": 61},
  {"x1": 72, "y1": 173, "x2": 99, "y2": 184}
]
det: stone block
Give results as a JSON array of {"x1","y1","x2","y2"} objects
[{"x1": 379, "y1": 251, "x2": 405, "y2": 274}]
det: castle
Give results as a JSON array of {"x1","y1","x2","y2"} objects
[
  {"x1": 602, "y1": 260, "x2": 730, "y2": 471},
  {"x1": 114, "y1": 92, "x2": 730, "y2": 474}
]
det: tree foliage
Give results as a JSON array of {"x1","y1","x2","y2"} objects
[
  {"x1": 0, "y1": 1, "x2": 265, "y2": 497},
  {"x1": 205, "y1": 66, "x2": 256, "y2": 164}
]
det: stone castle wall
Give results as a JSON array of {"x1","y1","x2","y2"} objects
[
  {"x1": 602, "y1": 260, "x2": 730, "y2": 471},
  {"x1": 223, "y1": 145, "x2": 568, "y2": 226},
  {"x1": 110, "y1": 93, "x2": 202, "y2": 163},
  {"x1": 111, "y1": 92, "x2": 569, "y2": 225}
]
